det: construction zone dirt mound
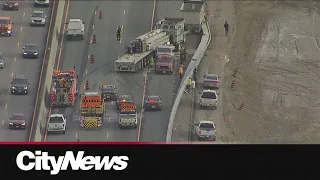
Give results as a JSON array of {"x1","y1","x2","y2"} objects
[{"x1": 222, "y1": 1, "x2": 320, "y2": 143}]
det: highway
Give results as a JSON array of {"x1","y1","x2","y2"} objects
[
  {"x1": 139, "y1": 1, "x2": 183, "y2": 141},
  {"x1": 46, "y1": 1, "x2": 154, "y2": 142},
  {"x1": 0, "y1": 2, "x2": 52, "y2": 141}
]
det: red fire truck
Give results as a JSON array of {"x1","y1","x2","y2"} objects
[{"x1": 50, "y1": 70, "x2": 77, "y2": 107}]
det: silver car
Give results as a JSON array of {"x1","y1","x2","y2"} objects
[
  {"x1": 0, "y1": 53, "x2": 5, "y2": 68},
  {"x1": 203, "y1": 73, "x2": 220, "y2": 89},
  {"x1": 30, "y1": 10, "x2": 46, "y2": 26},
  {"x1": 199, "y1": 89, "x2": 218, "y2": 109}
]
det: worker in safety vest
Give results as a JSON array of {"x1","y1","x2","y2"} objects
[
  {"x1": 186, "y1": 76, "x2": 192, "y2": 92},
  {"x1": 150, "y1": 57, "x2": 155, "y2": 67},
  {"x1": 179, "y1": 65, "x2": 183, "y2": 80}
]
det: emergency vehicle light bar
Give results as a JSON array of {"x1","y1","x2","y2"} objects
[{"x1": 53, "y1": 70, "x2": 75, "y2": 76}]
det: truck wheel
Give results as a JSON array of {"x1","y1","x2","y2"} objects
[
  {"x1": 80, "y1": 36, "x2": 83, "y2": 40},
  {"x1": 134, "y1": 125, "x2": 137, "y2": 129},
  {"x1": 62, "y1": 130, "x2": 65, "y2": 134}
]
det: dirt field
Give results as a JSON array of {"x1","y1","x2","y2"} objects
[{"x1": 217, "y1": 1, "x2": 320, "y2": 143}]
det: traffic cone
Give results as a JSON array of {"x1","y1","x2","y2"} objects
[
  {"x1": 90, "y1": 54, "x2": 94, "y2": 63},
  {"x1": 238, "y1": 103, "x2": 244, "y2": 111},
  {"x1": 92, "y1": 34, "x2": 96, "y2": 44},
  {"x1": 98, "y1": 10, "x2": 103, "y2": 19},
  {"x1": 231, "y1": 80, "x2": 236, "y2": 89},
  {"x1": 85, "y1": 80, "x2": 89, "y2": 90},
  {"x1": 232, "y1": 68, "x2": 238, "y2": 78}
]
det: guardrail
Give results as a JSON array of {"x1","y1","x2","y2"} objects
[{"x1": 166, "y1": 6, "x2": 212, "y2": 142}]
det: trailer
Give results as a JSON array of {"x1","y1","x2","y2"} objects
[
  {"x1": 50, "y1": 70, "x2": 77, "y2": 107},
  {"x1": 115, "y1": 29, "x2": 170, "y2": 73},
  {"x1": 155, "y1": 17, "x2": 185, "y2": 49},
  {"x1": 180, "y1": 0, "x2": 206, "y2": 34}
]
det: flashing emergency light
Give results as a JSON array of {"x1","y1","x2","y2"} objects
[
  {"x1": 121, "y1": 99, "x2": 126, "y2": 102},
  {"x1": 102, "y1": 85, "x2": 107, "y2": 88}
]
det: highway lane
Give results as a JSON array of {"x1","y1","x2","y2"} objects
[
  {"x1": 0, "y1": 2, "x2": 52, "y2": 141},
  {"x1": 139, "y1": 1, "x2": 184, "y2": 141},
  {"x1": 46, "y1": 1, "x2": 154, "y2": 142}
]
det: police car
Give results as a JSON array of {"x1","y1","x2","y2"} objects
[{"x1": 100, "y1": 84, "x2": 117, "y2": 101}]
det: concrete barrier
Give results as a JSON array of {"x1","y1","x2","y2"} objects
[
  {"x1": 166, "y1": 4, "x2": 211, "y2": 142},
  {"x1": 33, "y1": 0, "x2": 66, "y2": 141}
]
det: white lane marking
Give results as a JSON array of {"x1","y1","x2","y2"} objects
[
  {"x1": 23, "y1": 12, "x2": 25, "y2": 17},
  {"x1": 75, "y1": 133, "x2": 78, "y2": 138},
  {"x1": 108, "y1": 117, "x2": 111, "y2": 122},
  {"x1": 5, "y1": 104, "x2": 7, "y2": 110},
  {"x1": 14, "y1": 57, "x2": 16, "y2": 62},
  {"x1": 17, "y1": 42, "x2": 20, "y2": 47},
  {"x1": 85, "y1": 69, "x2": 88, "y2": 75},
  {"x1": 92, "y1": 25, "x2": 95, "y2": 30},
  {"x1": 11, "y1": 72, "x2": 13, "y2": 77},
  {"x1": 106, "y1": 132, "x2": 109, "y2": 139},
  {"x1": 123, "y1": 10, "x2": 125, "y2": 15},
  {"x1": 20, "y1": 27, "x2": 23, "y2": 32},
  {"x1": 1, "y1": 120, "x2": 4, "y2": 127},
  {"x1": 94, "y1": 10, "x2": 96, "y2": 15}
]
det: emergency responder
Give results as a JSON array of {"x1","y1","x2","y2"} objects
[
  {"x1": 193, "y1": 67, "x2": 197, "y2": 82},
  {"x1": 186, "y1": 76, "x2": 192, "y2": 92},
  {"x1": 180, "y1": 47, "x2": 186, "y2": 63},
  {"x1": 224, "y1": 21, "x2": 229, "y2": 36},
  {"x1": 150, "y1": 57, "x2": 155, "y2": 67},
  {"x1": 179, "y1": 65, "x2": 183, "y2": 80},
  {"x1": 116, "y1": 26, "x2": 123, "y2": 41}
]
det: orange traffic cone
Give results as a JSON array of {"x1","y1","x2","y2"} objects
[
  {"x1": 238, "y1": 103, "x2": 244, "y2": 111},
  {"x1": 85, "y1": 80, "x2": 89, "y2": 90},
  {"x1": 92, "y1": 34, "x2": 96, "y2": 44},
  {"x1": 232, "y1": 68, "x2": 238, "y2": 78},
  {"x1": 99, "y1": 10, "x2": 103, "y2": 19},
  {"x1": 231, "y1": 80, "x2": 236, "y2": 89},
  {"x1": 90, "y1": 54, "x2": 94, "y2": 63}
]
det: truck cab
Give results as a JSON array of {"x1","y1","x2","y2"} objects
[
  {"x1": 155, "y1": 54, "x2": 174, "y2": 74},
  {"x1": 119, "y1": 103, "x2": 137, "y2": 129},
  {"x1": 194, "y1": 121, "x2": 216, "y2": 141},
  {"x1": 47, "y1": 114, "x2": 66, "y2": 134},
  {"x1": 66, "y1": 19, "x2": 85, "y2": 40}
]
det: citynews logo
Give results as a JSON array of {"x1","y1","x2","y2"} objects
[{"x1": 16, "y1": 151, "x2": 129, "y2": 175}]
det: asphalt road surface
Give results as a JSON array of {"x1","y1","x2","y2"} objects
[
  {"x1": 0, "y1": 2, "x2": 52, "y2": 141},
  {"x1": 139, "y1": 1, "x2": 183, "y2": 141},
  {"x1": 46, "y1": 1, "x2": 154, "y2": 142}
]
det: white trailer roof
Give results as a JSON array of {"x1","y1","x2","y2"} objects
[{"x1": 115, "y1": 50, "x2": 152, "y2": 63}]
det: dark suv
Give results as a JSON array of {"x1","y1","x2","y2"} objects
[{"x1": 11, "y1": 75, "x2": 29, "y2": 95}]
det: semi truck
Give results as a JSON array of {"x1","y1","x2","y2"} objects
[
  {"x1": 119, "y1": 102, "x2": 137, "y2": 129},
  {"x1": 50, "y1": 70, "x2": 77, "y2": 107},
  {"x1": 79, "y1": 92, "x2": 105, "y2": 128}
]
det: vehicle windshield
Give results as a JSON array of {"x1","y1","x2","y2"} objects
[
  {"x1": 206, "y1": 75, "x2": 218, "y2": 80},
  {"x1": 201, "y1": 92, "x2": 217, "y2": 99},
  {"x1": 49, "y1": 117, "x2": 64, "y2": 123},
  {"x1": 120, "y1": 114, "x2": 136, "y2": 118},
  {"x1": 157, "y1": 47, "x2": 172, "y2": 53},
  {"x1": 12, "y1": 115, "x2": 25, "y2": 120},
  {"x1": 32, "y1": 13, "x2": 44, "y2": 18},
  {"x1": 158, "y1": 56, "x2": 173, "y2": 62},
  {"x1": 102, "y1": 87, "x2": 114, "y2": 92},
  {"x1": 25, "y1": 45, "x2": 37, "y2": 50},
  {"x1": 199, "y1": 123, "x2": 215, "y2": 129},
  {"x1": 147, "y1": 96, "x2": 159, "y2": 101},
  {"x1": 12, "y1": 78, "x2": 27, "y2": 85},
  {"x1": 0, "y1": 20, "x2": 10, "y2": 24}
]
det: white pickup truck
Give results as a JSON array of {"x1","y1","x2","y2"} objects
[
  {"x1": 194, "y1": 121, "x2": 216, "y2": 141},
  {"x1": 47, "y1": 114, "x2": 66, "y2": 134}
]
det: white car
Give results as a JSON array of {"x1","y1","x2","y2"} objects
[{"x1": 199, "y1": 89, "x2": 218, "y2": 109}]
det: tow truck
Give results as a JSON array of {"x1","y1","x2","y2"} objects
[
  {"x1": 50, "y1": 70, "x2": 77, "y2": 107},
  {"x1": 119, "y1": 102, "x2": 137, "y2": 129},
  {"x1": 79, "y1": 92, "x2": 105, "y2": 128}
]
